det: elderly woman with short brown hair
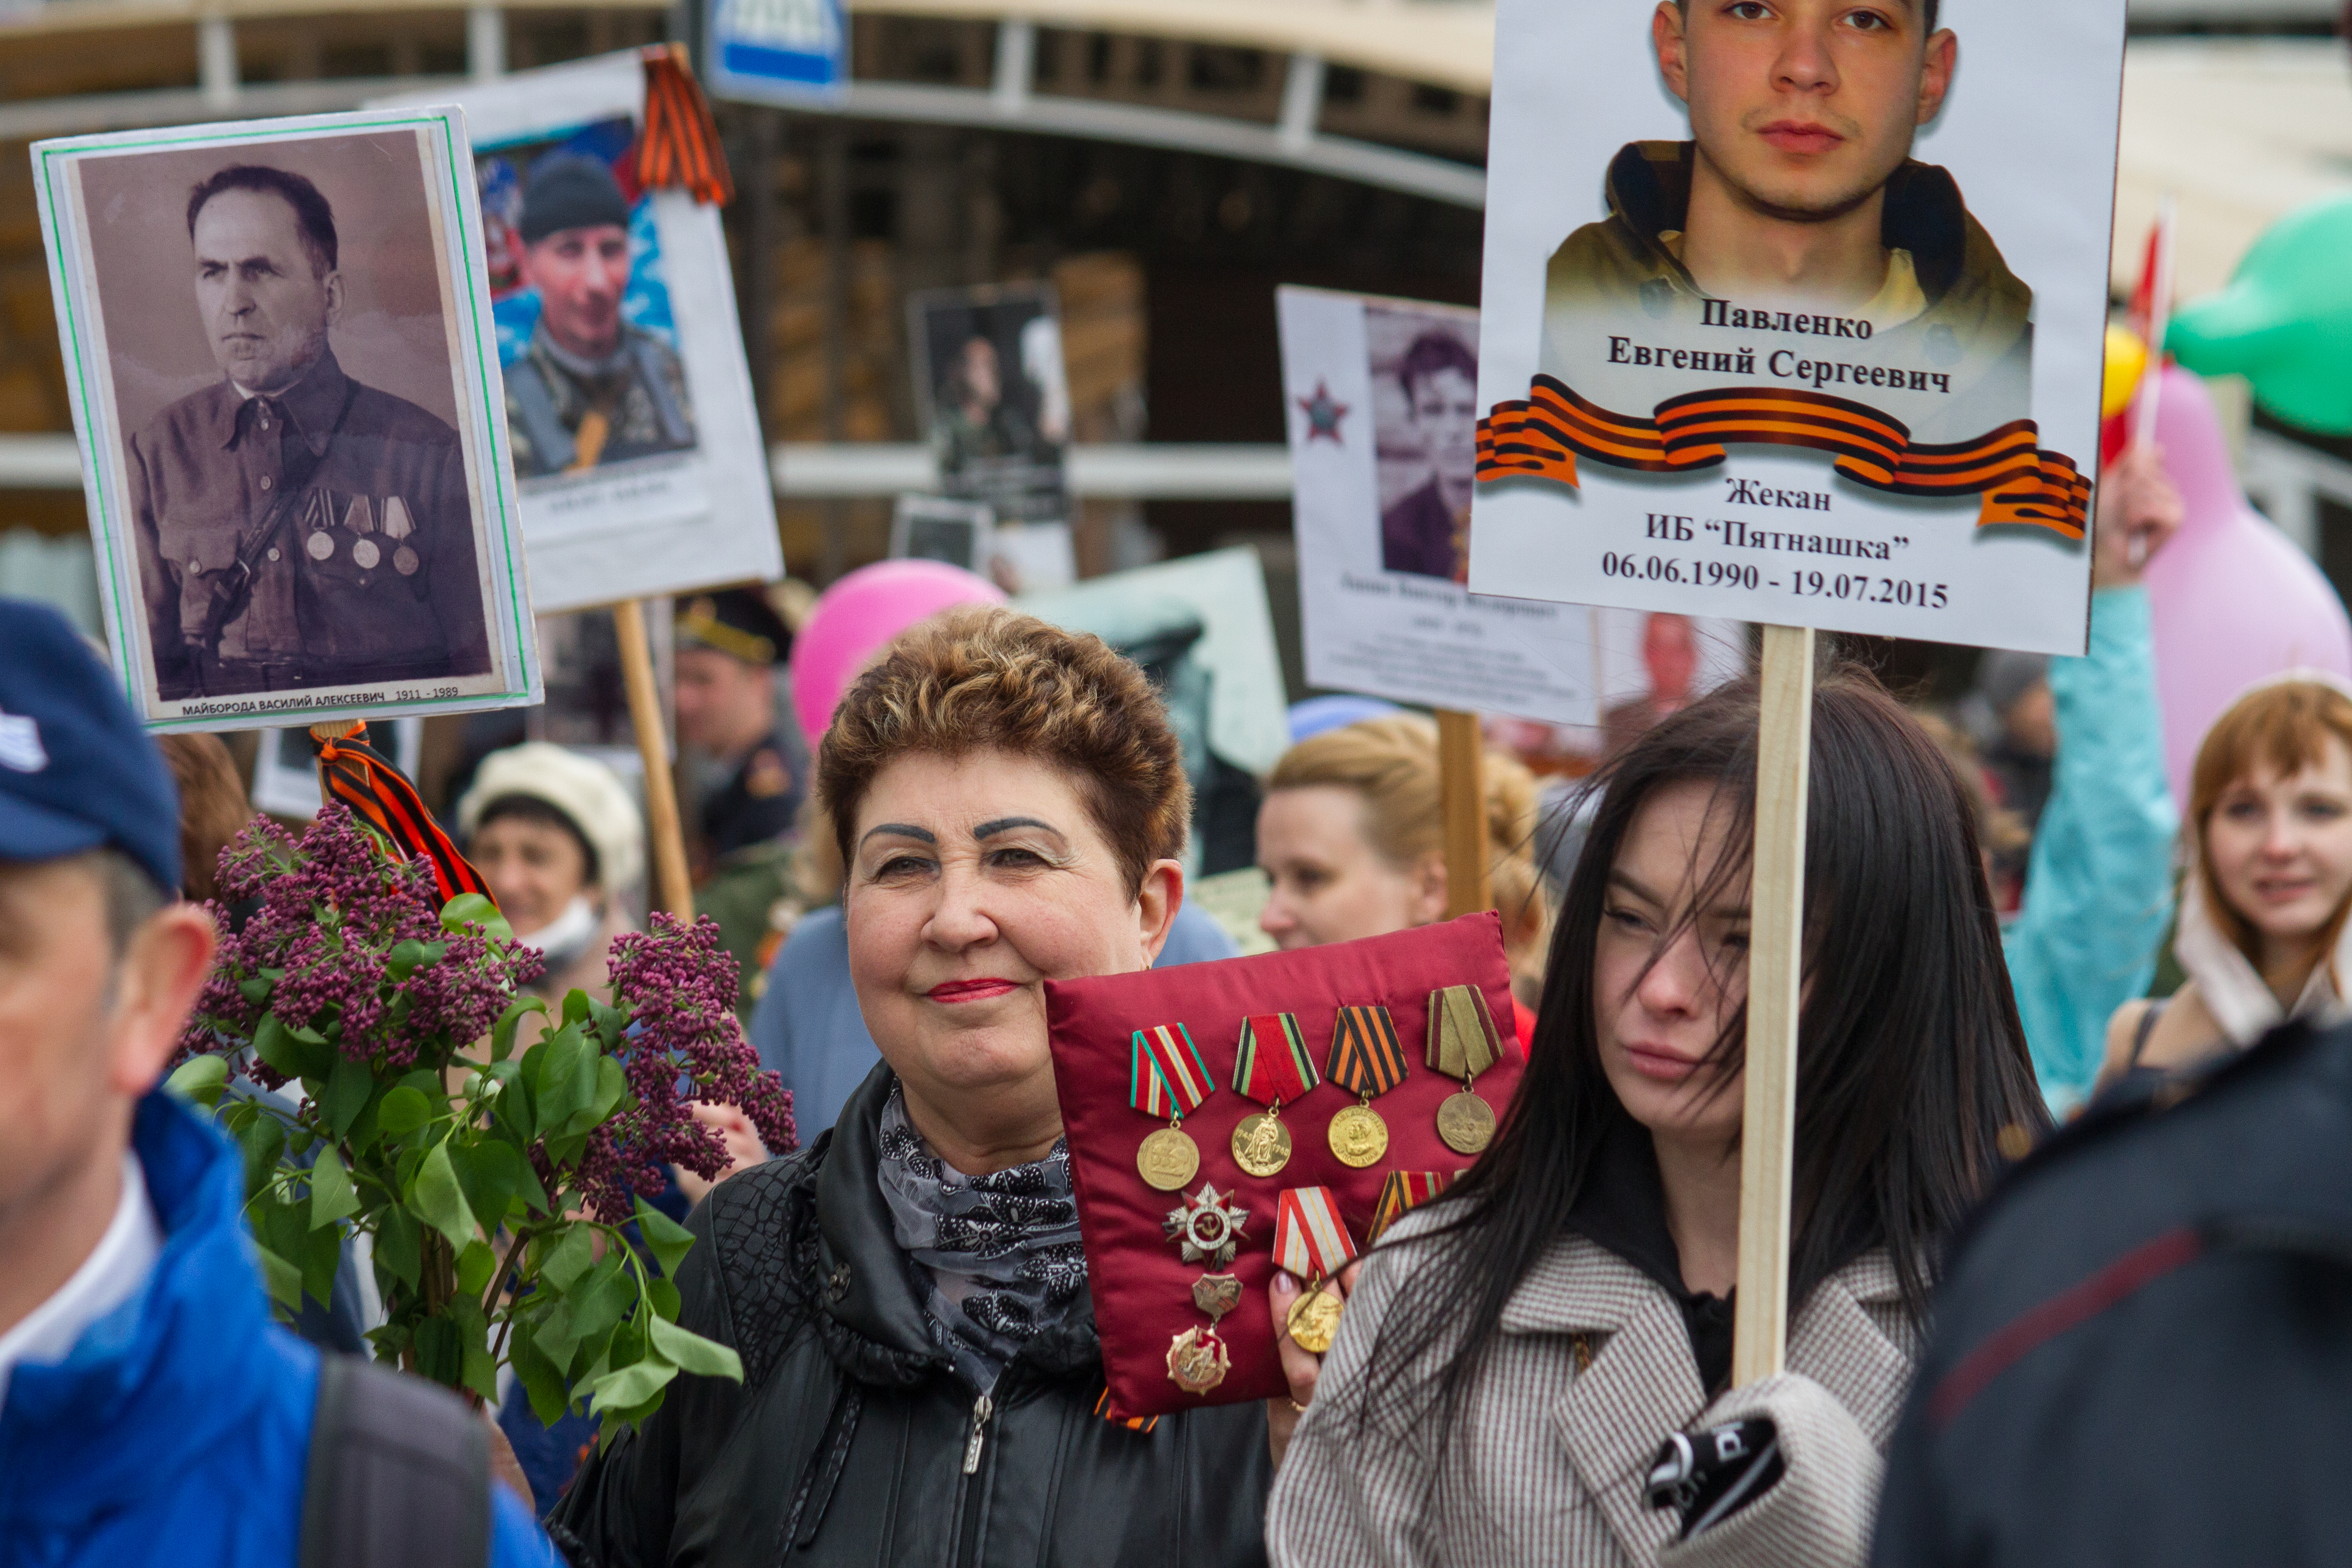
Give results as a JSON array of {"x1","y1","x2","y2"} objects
[{"x1": 554, "y1": 607, "x2": 1271, "y2": 1567}]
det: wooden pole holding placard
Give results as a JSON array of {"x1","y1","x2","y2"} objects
[
  {"x1": 1435, "y1": 708, "x2": 1494, "y2": 920},
  {"x1": 613, "y1": 599, "x2": 696, "y2": 920},
  {"x1": 1731, "y1": 623, "x2": 1814, "y2": 1384}
]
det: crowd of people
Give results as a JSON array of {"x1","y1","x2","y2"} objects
[{"x1": 9, "y1": 422, "x2": 2352, "y2": 1564}]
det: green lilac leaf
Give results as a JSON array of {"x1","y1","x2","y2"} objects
[
  {"x1": 163, "y1": 1055, "x2": 229, "y2": 1110},
  {"x1": 376, "y1": 1086, "x2": 432, "y2": 1138},
  {"x1": 321, "y1": 1056, "x2": 373, "y2": 1140},
  {"x1": 538, "y1": 1225, "x2": 597, "y2": 1295},
  {"x1": 309, "y1": 1145, "x2": 362, "y2": 1229},
  {"x1": 413, "y1": 1140, "x2": 480, "y2": 1253},
  {"x1": 633, "y1": 1198, "x2": 696, "y2": 1282},
  {"x1": 254, "y1": 1244, "x2": 303, "y2": 1314},
  {"x1": 646, "y1": 1314, "x2": 743, "y2": 1382},
  {"x1": 509, "y1": 1319, "x2": 572, "y2": 1426},
  {"x1": 589, "y1": 1357, "x2": 678, "y2": 1416}
]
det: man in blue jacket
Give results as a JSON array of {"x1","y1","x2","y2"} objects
[{"x1": 0, "y1": 598, "x2": 555, "y2": 1566}]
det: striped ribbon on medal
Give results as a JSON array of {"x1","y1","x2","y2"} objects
[
  {"x1": 1233, "y1": 1013, "x2": 1318, "y2": 1107},
  {"x1": 1369, "y1": 1171, "x2": 1455, "y2": 1243},
  {"x1": 1130, "y1": 1024, "x2": 1214, "y2": 1121},
  {"x1": 1274, "y1": 1187, "x2": 1359, "y2": 1280},
  {"x1": 1426, "y1": 985, "x2": 1503, "y2": 1083},
  {"x1": 1326, "y1": 1005, "x2": 1408, "y2": 1100}
]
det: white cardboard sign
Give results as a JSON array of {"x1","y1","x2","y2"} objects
[
  {"x1": 1469, "y1": 0, "x2": 2128, "y2": 656},
  {"x1": 375, "y1": 54, "x2": 782, "y2": 613},
  {"x1": 1278, "y1": 286, "x2": 1598, "y2": 724}
]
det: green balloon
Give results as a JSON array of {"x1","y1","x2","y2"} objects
[{"x1": 2167, "y1": 191, "x2": 2352, "y2": 437}]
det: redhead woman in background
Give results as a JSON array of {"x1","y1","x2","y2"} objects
[{"x1": 2100, "y1": 677, "x2": 2352, "y2": 1098}]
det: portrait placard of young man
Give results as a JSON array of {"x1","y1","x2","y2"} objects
[{"x1": 1537, "y1": 0, "x2": 2033, "y2": 448}]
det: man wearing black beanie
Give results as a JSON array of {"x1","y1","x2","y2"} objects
[{"x1": 503, "y1": 152, "x2": 696, "y2": 479}]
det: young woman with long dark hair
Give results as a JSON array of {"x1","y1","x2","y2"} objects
[{"x1": 1263, "y1": 668, "x2": 2048, "y2": 1568}]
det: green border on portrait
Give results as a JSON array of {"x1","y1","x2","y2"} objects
[{"x1": 37, "y1": 106, "x2": 540, "y2": 722}]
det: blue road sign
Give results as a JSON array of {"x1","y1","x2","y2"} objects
[{"x1": 707, "y1": 0, "x2": 849, "y2": 105}]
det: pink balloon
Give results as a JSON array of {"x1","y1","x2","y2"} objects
[
  {"x1": 788, "y1": 559, "x2": 1006, "y2": 742},
  {"x1": 2143, "y1": 367, "x2": 2352, "y2": 802}
]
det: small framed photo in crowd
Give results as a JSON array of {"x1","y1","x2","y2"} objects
[
  {"x1": 889, "y1": 494, "x2": 995, "y2": 574},
  {"x1": 908, "y1": 281, "x2": 1072, "y2": 530},
  {"x1": 32, "y1": 105, "x2": 541, "y2": 732},
  {"x1": 375, "y1": 52, "x2": 783, "y2": 613}
]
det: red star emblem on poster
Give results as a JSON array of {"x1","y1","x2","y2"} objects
[{"x1": 1296, "y1": 381, "x2": 1350, "y2": 444}]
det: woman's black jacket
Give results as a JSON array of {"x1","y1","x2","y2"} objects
[{"x1": 552, "y1": 1064, "x2": 1273, "y2": 1567}]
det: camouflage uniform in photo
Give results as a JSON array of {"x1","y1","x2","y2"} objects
[{"x1": 504, "y1": 324, "x2": 696, "y2": 478}]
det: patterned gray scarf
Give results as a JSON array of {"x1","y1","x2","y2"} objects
[{"x1": 874, "y1": 1084, "x2": 1088, "y2": 1392}]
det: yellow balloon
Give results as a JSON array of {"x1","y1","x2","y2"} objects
[{"x1": 2103, "y1": 325, "x2": 2149, "y2": 420}]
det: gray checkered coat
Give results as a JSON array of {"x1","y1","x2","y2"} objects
[{"x1": 1265, "y1": 1223, "x2": 1917, "y2": 1568}]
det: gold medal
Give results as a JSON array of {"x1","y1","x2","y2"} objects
[
  {"x1": 1327, "y1": 1101, "x2": 1389, "y2": 1168},
  {"x1": 1136, "y1": 1125, "x2": 1201, "y2": 1191},
  {"x1": 1285, "y1": 1282, "x2": 1344, "y2": 1355},
  {"x1": 392, "y1": 545, "x2": 420, "y2": 576},
  {"x1": 1436, "y1": 1090, "x2": 1496, "y2": 1155},
  {"x1": 1231, "y1": 1110, "x2": 1291, "y2": 1177},
  {"x1": 1166, "y1": 1325, "x2": 1230, "y2": 1394}
]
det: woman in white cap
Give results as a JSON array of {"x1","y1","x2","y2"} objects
[{"x1": 458, "y1": 741, "x2": 644, "y2": 1003}]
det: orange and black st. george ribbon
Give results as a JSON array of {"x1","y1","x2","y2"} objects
[
  {"x1": 311, "y1": 724, "x2": 494, "y2": 907},
  {"x1": 632, "y1": 44, "x2": 734, "y2": 206},
  {"x1": 1477, "y1": 374, "x2": 2089, "y2": 540},
  {"x1": 1325, "y1": 1005, "x2": 1408, "y2": 1100}
]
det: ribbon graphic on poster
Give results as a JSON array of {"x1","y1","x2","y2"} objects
[{"x1": 1476, "y1": 376, "x2": 2089, "y2": 538}]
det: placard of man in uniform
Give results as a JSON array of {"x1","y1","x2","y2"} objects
[
  {"x1": 503, "y1": 154, "x2": 696, "y2": 478},
  {"x1": 127, "y1": 165, "x2": 491, "y2": 702},
  {"x1": 1380, "y1": 330, "x2": 1480, "y2": 582},
  {"x1": 1539, "y1": 0, "x2": 2033, "y2": 445}
]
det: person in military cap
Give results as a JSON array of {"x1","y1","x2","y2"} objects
[
  {"x1": 674, "y1": 587, "x2": 803, "y2": 1014},
  {"x1": 128, "y1": 165, "x2": 492, "y2": 702},
  {"x1": 503, "y1": 154, "x2": 696, "y2": 479}
]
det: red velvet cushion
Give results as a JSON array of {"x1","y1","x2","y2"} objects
[{"x1": 1044, "y1": 911, "x2": 1526, "y2": 1418}]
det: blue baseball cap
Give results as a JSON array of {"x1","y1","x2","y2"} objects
[{"x1": 0, "y1": 598, "x2": 181, "y2": 894}]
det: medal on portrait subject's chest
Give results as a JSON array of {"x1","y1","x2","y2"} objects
[
  {"x1": 1229, "y1": 1012, "x2": 1317, "y2": 1178},
  {"x1": 1324, "y1": 1005, "x2": 1407, "y2": 1167},
  {"x1": 1274, "y1": 1186, "x2": 1359, "y2": 1356},
  {"x1": 1368, "y1": 1170, "x2": 1455, "y2": 1244},
  {"x1": 1426, "y1": 984, "x2": 1505, "y2": 1155},
  {"x1": 1130, "y1": 1023, "x2": 1216, "y2": 1191}
]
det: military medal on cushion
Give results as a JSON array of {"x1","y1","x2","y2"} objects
[
  {"x1": 1323, "y1": 1004, "x2": 1408, "y2": 1168},
  {"x1": 1368, "y1": 1170, "x2": 1455, "y2": 1243},
  {"x1": 1164, "y1": 1182, "x2": 1248, "y2": 1269},
  {"x1": 1229, "y1": 1012, "x2": 1318, "y2": 1178},
  {"x1": 1274, "y1": 1186, "x2": 1359, "y2": 1356},
  {"x1": 1163, "y1": 1184, "x2": 1250, "y2": 1394},
  {"x1": 1130, "y1": 1023, "x2": 1216, "y2": 1191},
  {"x1": 1426, "y1": 984, "x2": 1505, "y2": 1155}
]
